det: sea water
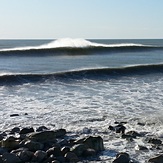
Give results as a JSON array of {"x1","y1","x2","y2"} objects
[{"x1": 0, "y1": 38, "x2": 163, "y2": 162}]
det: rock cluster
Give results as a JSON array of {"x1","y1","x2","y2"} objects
[
  {"x1": 109, "y1": 122, "x2": 163, "y2": 163},
  {"x1": 0, "y1": 126, "x2": 104, "y2": 163}
]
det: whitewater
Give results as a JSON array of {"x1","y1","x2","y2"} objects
[{"x1": 0, "y1": 38, "x2": 163, "y2": 162}]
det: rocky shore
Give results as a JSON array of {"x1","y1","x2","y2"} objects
[{"x1": 0, "y1": 121, "x2": 163, "y2": 163}]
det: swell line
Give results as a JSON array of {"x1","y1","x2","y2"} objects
[
  {"x1": 1, "y1": 64, "x2": 163, "y2": 85},
  {"x1": 0, "y1": 46, "x2": 162, "y2": 56},
  {"x1": 0, "y1": 38, "x2": 162, "y2": 56}
]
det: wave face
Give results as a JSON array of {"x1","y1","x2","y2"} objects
[
  {"x1": 0, "y1": 38, "x2": 162, "y2": 55},
  {"x1": 1, "y1": 64, "x2": 163, "y2": 85}
]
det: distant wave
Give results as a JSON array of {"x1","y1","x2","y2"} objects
[
  {"x1": 1, "y1": 64, "x2": 163, "y2": 85},
  {"x1": 0, "y1": 38, "x2": 162, "y2": 56}
]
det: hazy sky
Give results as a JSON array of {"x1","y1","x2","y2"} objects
[{"x1": 0, "y1": 0, "x2": 163, "y2": 39}]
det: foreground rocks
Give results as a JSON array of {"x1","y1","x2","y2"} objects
[
  {"x1": 0, "y1": 121, "x2": 163, "y2": 162},
  {"x1": 0, "y1": 126, "x2": 104, "y2": 163}
]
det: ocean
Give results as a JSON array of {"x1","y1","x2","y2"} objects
[{"x1": 0, "y1": 38, "x2": 163, "y2": 162}]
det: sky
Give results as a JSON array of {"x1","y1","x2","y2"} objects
[{"x1": 0, "y1": 0, "x2": 163, "y2": 39}]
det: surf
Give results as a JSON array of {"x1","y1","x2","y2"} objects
[
  {"x1": 1, "y1": 63, "x2": 163, "y2": 85},
  {"x1": 0, "y1": 38, "x2": 162, "y2": 56}
]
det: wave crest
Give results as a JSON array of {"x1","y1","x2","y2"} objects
[{"x1": 0, "y1": 38, "x2": 153, "y2": 52}]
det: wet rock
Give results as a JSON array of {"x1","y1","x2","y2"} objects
[
  {"x1": 10, "y1": 114, "x2": 19, "y2": 117},
  {"x1": 83, "y1": 148, "x2": 96, "y2": 157},
  {"x1": 29, "y1": 130, "x2": 56, "y2": 143},
  {"x1": 24, "y1": 140, "x2": 44, "y2": 152},
  {"x1": 17, "y1": 150, "x2": 34, "y2": 162},
  {"x1": 109, "y1": 124, "x2": 126, "y2": 134},
  {"x1": 2, "y1": 152, "x2": 21, "y2": 163},
  {"x1": 83, "y1": 136, "x2": 104, "y2": 152},
  {"x1": 19, "y1": 127, "x2": 34, "y2": 134},
  {"x1": 10, "y1": 127, "x2": 20, "y2": 134},
  {"x1": 32, "y1": 150, "x2": 47, "y2": 162},
  {"x1": 113, "y1": 152, "x2": 130, "y2": 163},
  {"x1": 135, "y1": 145, "x2": 148, "y2": 151},
  {"x1": 1, "y1": 136, "x2": 20, "y2": 150},
  {"x1": 64, "y1": 151, "x2": 79, "y2": 163},
  {"x1": 61, "y1": 146, "x2": 70, "y2": 156},
  {"x1": 0, "y1": 147, "x2": 8, "y2": 155},
  {"x1": 71, "y1": 144, "x2": 87, "y2": 157},
  {"x1": 148, "y1": 138, "x2": 162, "y2": 145},
  {"x1": 55, "y1": 129, "x2": 66, "y2": 138},
  {"x1": 36, "y1": 126, "x2": 49, "y2": 132},
  {"x1": 125, "y1": 131, "x2": 141, "y2": 138},
  {"x1": 46, "y1": 146, "x2": 62, "y2": 157},
  {"x1": 148, "y1": 154, "x2": 163, "y2": 163}
]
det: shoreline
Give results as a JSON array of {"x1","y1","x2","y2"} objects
[{"x1": 0, "y1": 120, "x2": 163, "y2": 162}]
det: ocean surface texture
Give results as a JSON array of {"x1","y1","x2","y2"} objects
[{"x1": 0, "y1": 38, "x2": 163, "y2": 162}]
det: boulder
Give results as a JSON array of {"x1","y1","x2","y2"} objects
[
  {"x1": 148, "y1": 154, "x2": 163, "y2": 163},
  {"x1": 20, "y1": 127, "x2": 34, "y2": 134},
  {"x1": 64, "y1": 152, "x2": 79, "y2": 163},
  {"x1": 83, "y1": 148, "x2": 96, "y2": 157},
  {"x1": 113, "y1": 152, "x2": 130, "y2": 163},
  {"x1": 55, "y1": 129, "x2": 66, "y2": 138},
  {"x1": 148, "y1": 138, "x2": 162, "y2": 145},
  {"x1": 24, "y1": 140, "x2": 44, "y2": 152},
  {"x1": 83, "y1": 136, "x2": 104, "y2": 152},
  {"x1": 71, "y1": 144, "x2": 87, "y2": 157},
  {"x1": 109, "y1": 124, "x2": 126, "y2": 134},
  {"x1": 29, "y1": 131, "x2": 56, "y2": 143},
  {"x1": 10, "y1": 127, "x2": 20, "y2": 134},
  {"x1": 17, "y1": 150, "x2": 34, "y2": 162},
  {"x1": 2, "y1": 152, "x2": 21, "y2": 163},
  {"x1": 46, "y1": 147, "x2": 62, "y2": 157},
  {"x1": 1, "y1": 136, "x2": 19, "y2": 150},
  {"x1": 36, "y1": 126, "x2": 49, "y2": 132},
  {"x1": 135, "y1": 145, "x2": 148, "y2": 151},
  {"x1": 32, "y1": 150, "x2": 47, "y2": 162},
  {"x1": 61, "y1": 146, "x2": 70, "y2": 156}
]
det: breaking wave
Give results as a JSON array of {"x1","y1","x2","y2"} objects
[
  {"x1": 1, "y1": 63, "x2": 163, "y2": 85},
  {"x1": 0, "y1": 38, "x2": 162, "y2": 55}
]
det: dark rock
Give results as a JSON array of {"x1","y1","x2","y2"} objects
[
  {"x1": 64, "y1": 152, "x2": 79, "y2": 163},
  {"x1": 148, "y1": 138, "x2": 162, "y2": 145},
  {"x1": 83, "y1": 148, "x2": 96, "y2": 157},
  {"x1": 29, "y1": 130, "x2": 56, "y2": 143},
  {"x1": 148, "y1": 154, "x2": 163, "y2": 163},
  {"x1": 33, "y1": 150, "x2": 47, "y2": 162},
  {"x1": 46, "y1": 147, "x2": 62, "y2": 157},
  {"x1": 109, "y1": 124, "x2": 126, "y2": 134},
  {"x1": 17, "y1": 150, "x2": 34, "y2": 162},
  {"x1": 10, "y1": 114, "x2": 19, "y2": 117},
  {"x1": 10, "y1": 127, "x2": 20, "y2": 134},
  {"x1": 135, "y1": 145, "x2": 148, "y2": 151},
  {"x1": 113, "y1": 152, "x2": 130, "y2": 163},
  {"x1": 125, "y1": 131, "x2": 141, "y2": 138},
  {"x1": 1, "y1": 136, "x2": 20, "y2": 150},
  {"x1": 55, "y1": 129, "x2": 66, "y2": 138},
  {"x1": 19, "y1": 127, "x2": 34, "y2": 134},
  {"x1": 24, "y1": 140, "x2": 44, "y2": 152},
  {"x1": 36, "y1": 126, "x2": 49, "y2": 132},
  {"x1": 83, "y1": 136, "x2": 104, "y2": 152},
  {"x1": 137, "y1": 122, "x2": 145, "y2": 126},
  {"x1": 71, "y1": 144, "x2": 87, "y2": 157},
  {"x1": 0, "y1": 147, "x2": 8, "y2": 155},
  {"x1": 61, "y1": 146, "x2": 70, "y2": 156},
  {"x1": 2, "y1": 152, "x2": 21, "y2": 163},
  {"x1": 114, "y1": 121, "x2": 127, "y2": 124}
]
